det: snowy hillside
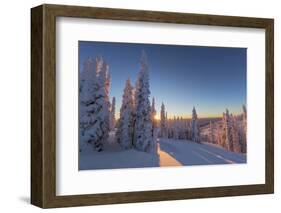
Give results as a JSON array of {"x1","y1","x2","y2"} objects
[{"x1": 79, "y1": 134, "x2": 246, "y2": 170}]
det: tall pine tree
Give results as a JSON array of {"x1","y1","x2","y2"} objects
[
  {"x1": 116, "y1": 79, "x2": 135, "y2": 149},
  {"x1": 242, "y1": 105, "x2": 247, "y2": 153},
  {"x1": 223, "y1": 109, "x2": 233, "y2": 151},
  {"x1": 80, "y1": 56, "x2": 110, "y2": 152},
  {"x1": 191, "y1": 107, "x2": 200, "y2": 142},
  {"x1": 230, "y1": 114, "x2": 241, "y2": 152},
  {"x1": 79, "y1": 57, "x2": 95, "y2": 138},
  {"x1": 134, "y1": 51, "x2": 155, "y2": 153},
  {"x1": 209, "y1": 121, "x2": 215, "y2": 143},
  {"x1": 110, "y1": 97, "x2": 116, "y2": 130},
  {"x1": 160, "y1": 103, "x2": 167, "y2": 138},
  {"x1": 151, "y1": 97, "x2": 157, "y2": 138}
]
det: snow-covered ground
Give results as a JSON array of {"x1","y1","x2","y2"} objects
[
  {"x1": 158, "y1": 139, "x2": 246, "y2": 166},
  {"x1": 79, "y1": 136, "x2": 246, "y2": 170},
  {"x1": 79, "y1": 141, "x2": 159, "y2": 170}
]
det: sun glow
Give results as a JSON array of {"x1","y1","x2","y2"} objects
[{"x1": 154, "y1": 114, "x2": 160, "y2": 120}]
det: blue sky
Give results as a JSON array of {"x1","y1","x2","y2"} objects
[{"x1": 79, "y1": 41, "x2": 246, "y2": 119}]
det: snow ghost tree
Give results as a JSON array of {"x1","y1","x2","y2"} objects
[
  {"x1": 80, "y1": 56, "x2": 111, "y2": 152},
  {"x1": 220, "y1": 112, "x2": 227, "y2": 148},
  {"x1": 223, "y1": 109, "x2": 233, "y2": 151},
  {"x1": 134, "y1": 51, "x2": 155, "y2": 153},
  {"x1": 110, "y1": 97, "x2": 116, "y2": 130},
  {"x1": 151, "y1": 97, "x2": 157, "y2": 137},
  {"x1": 180, "y1": 119, "x2": 187, "y2": 139},
  {"x1": 160, "y1": 103, "x2": 167, "y2": 138},
  {"x1": 79, "y1": 57, "x2": 95, "y2": 137},
  {"x1": 230, "y1": 114, "x2": 241, "y2": 152},
  {"x1": 241, "y1": 105, "x2": 247, "y2": 153},
  {"x1": 116, "y1": 79, "x2": 135, "y2": 149},
  {"x1": 164, "y1": 115, "x2": 190, "y2": 140},
  {"x1": 209, "y1": 121, "x2": 215, "y2": 143},
  {"x1": 178, "y1": 117, "x2": 187, "y2": 139},
  {"x1": 191, "y1": 107, "x2": 200, "y2": 143},
  {"x1": 174, "y1": 117, "x2": 180, "y2": 139}
]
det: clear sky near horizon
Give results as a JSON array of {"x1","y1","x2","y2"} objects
[{"x1": 79, "y1": 41, "x2": 246, "y2": 119}]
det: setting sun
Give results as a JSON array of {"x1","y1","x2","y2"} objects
[{"x1": 154, "y1": 114, "x2": 160, "y2": 120}]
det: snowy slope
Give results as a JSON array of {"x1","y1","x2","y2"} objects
[
  {"x1": 79, "y1": 136, "x2": 246, "y2": 170},
  {"x1": 79, "y1": 147, "x2": 159, "y2": 170},
  {"x1": 79, "y1": 131, "x2": 159, "y2": 170},
  {"x1": 159, "y1": 139, "x2": 246, "y2": 166}
]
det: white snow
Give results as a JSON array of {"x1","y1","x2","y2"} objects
[
  {"x1": 79, "y1": 135, "x2": 246, "y2": 170},
  {"x1": 79, "y1": 131, "x2": 159, "y2": 170},
  {"x1": 158, "y1": 138, "x2": 246, "y2": 166}
]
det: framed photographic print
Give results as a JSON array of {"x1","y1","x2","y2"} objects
[{"x1": 31, "y1": 4, "x2": 274, "y2": 208}]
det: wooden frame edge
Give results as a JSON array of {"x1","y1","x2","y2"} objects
[
  {"x1": 265, "y1": 19, "x2": 274, "y2": 194},
  {"x1": 31, "y1": 5, "x2": 44, "y2": 208}
]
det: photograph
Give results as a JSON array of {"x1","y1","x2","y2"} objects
[{"x1": 78, "y1": 41, "x2": 247, "y2": 170}]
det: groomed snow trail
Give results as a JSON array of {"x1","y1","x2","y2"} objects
[
  {"x1": 157, "y1": 142, "x2": 182, "y2": 167},
  {"x1": 157, "y1": 138, "x2": 246, "y2": 166}
]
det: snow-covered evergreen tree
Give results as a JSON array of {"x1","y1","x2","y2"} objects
[
  {"x1": 209, "y1": 121, "x2": 215, "y2": 143},
  {"x1": 110, "y1": 97, "x2": 116, "y2": 130},
  {"x1": 209, "y1": 107, "x2": 246, "y2": 153},
  {"x1": 116, "y1": 79, "x2": 135, "y2": 149},
  {"x1": 223, "y1": 109, "x2": 233, "y2": 151},
  {"x1": 231, "y1": 115, "x2": 241, "y2": 152},
  {"x1": 105, "y1": 70, "x2": 111, "y2": 96},
  {"x1": 219, "y1": 112, "x2": 226, "y2": 148},
  {"x1": 242, "y1": 105, "x2": 247, "y2": 123},
  {"x1": 160, "y1": 103, "x2": 167, "y2": 138},
  {"x1": 166, "y1": 117, "x2": 173, "y2": 139},
  {"x1": 172, "y1": 116, "x2": 178, "y2": 139},
  {"x1": 151, "y1": 97, "x2": 157, "y2": 137},
  {"x1": 178, "y1": 117, "x2": 185, "y2": 139},
  {"x1": 191, "y1": 107, "x2": 200, "y2": 142},
  {"x1": 80, "y1": 56, "x2": 111, "y2": 152},
  {"x1": 79, "y1": 57, "x2": 95, "y2": 137},
  {"x1": 184, "y1": 120, "x2": 191, "y2": 140},
  {"x1": 134, "y1": 51, "x2": 155, "y2": 153},
  {"x1": 186, "y1": 121, "x2": 192, "y2": 140},
  {"x1": 241, "y1": 105, "x2": 247, "y2": 153}
]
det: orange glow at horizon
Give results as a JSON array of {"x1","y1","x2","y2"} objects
[
  {"x1": 115, "y1": 110, "x2": 242, "y2": 121},
  {"x1": 152, "y1": 112, "x2": 225, "y2": 120}
]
